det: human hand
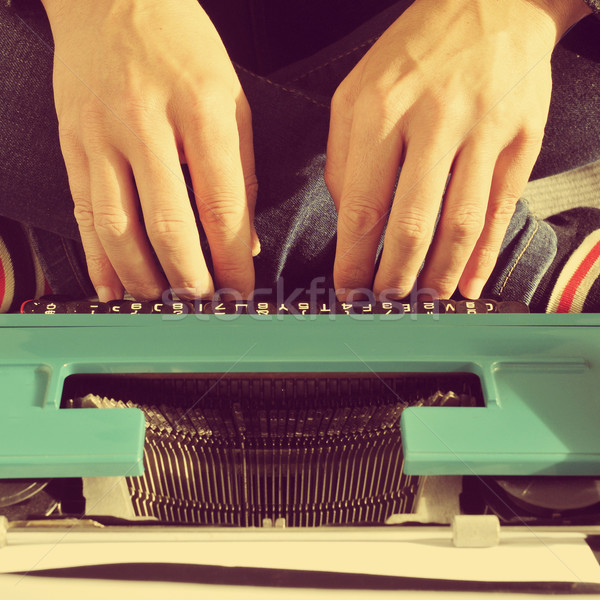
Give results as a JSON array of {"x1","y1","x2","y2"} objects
[
  {"x1": 327, "y1": 0, "x2": 592, "y2": 300},
  {"x1": 41, "y1": 0, "x2": 258, "y2": 301}
]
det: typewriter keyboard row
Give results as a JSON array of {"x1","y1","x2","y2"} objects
[{"x1": 21, "y1": 297, "x2": 529, "y2": 315}]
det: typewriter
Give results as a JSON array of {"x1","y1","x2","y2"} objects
[{"x1": 1, "y1": 296, "x2": 600, "y2": 596}]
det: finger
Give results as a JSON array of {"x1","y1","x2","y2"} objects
[
  {"x1": 458, "y1": 131, "x2": 543, "y2": 298},
  {"x1": 325, "y1": 83, "x2": 355, "y2": 209},
  {"x1": 181, "y1": 95, "x2": 254, "y2": 298},
  {"x1": 418, "y1": 139, "x2": 495, "y2": 298},
  {"x1": 127, "y1": 131, "x2": 214, "y2": 300},
  {"x1": 237, "y1": 96, "x2": 260, "y2": 256},
  {"x1": 89, "y1": 147, "x2": 169, "y2": 300},
  {"x1": 59, "y1": 129, "x2": 123, "y2": 301},
  {"x1": 373, "y1": 136, "x2": 455, "y2": 299},
  {"x1": 333, "y1": 96, "x2": 404, "y2": 299}
]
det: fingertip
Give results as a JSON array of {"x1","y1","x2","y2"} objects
[
  {"x1": 335, "y1": 287, "x2": 349, "y2": 302},
  {"x1": 172, "y1": 277, "x2": 215, "y2": 302},
  {"x1": 459, "y1": 276, "x2": 486, "y2": 300},
  {"x1": 96, "y1": 285, "x2": 123, "y2": 303}
]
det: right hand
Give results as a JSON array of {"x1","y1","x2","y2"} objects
[{"x1": 42, "y1": 0, "x2": 259, "y2": 301}]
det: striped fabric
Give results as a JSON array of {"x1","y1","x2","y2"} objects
[
  {"x1": 24, "y1": 227, "x2": 51, "y2": 299},
  {"x1": 0, "y1": 234, "x2": 15, "y2": 313},
  {"x1": 546, "y1": 229, "x2": 600, "y2": 313},
  {"x1": 0, "y1": 218, "x2": 49, "y2": 313}
]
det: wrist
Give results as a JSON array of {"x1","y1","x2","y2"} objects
[{"x1": 526, "y1": 0, "x2": 593, "y2": 38}]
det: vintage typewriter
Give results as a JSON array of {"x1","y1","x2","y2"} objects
[{"x1": 1, "y1": 296, "x2": 600, "y2": 594}]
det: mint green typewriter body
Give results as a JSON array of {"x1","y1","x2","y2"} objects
[{"x1": 1, "y1": 312, "x2": 599, "y2": 478}]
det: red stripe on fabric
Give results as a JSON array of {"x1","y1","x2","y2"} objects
[
  {"x1": 557, "y1": 239, "x2": 600, "y2": 313},
  {"x1": 0, "y1": 251, "x2": 5, "y2": 305}
]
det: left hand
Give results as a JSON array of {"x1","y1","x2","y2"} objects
[{"x1": 326, "y1": 0, "x2": 592, "y2": 301}]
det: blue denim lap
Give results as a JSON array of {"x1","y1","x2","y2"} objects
[{"x1": 483, "y1": 200, "x2": 557, "y2": 304}]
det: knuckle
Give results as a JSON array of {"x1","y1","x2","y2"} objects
[
  {"x1": 389, "y1": 212, "x2": 431, "y2": 247},
  {"x1": 489, "y1": 199, "x2": 518, "y2": 224},
  {"x1": 78, "y1": 101, "x2": 105, "y2": 129},
  {"x1": 197, "y1": 194, "x2": 244, "y2": 229},
  {"x1": 357, "y1": 86, "x2": 398, "y2": 124},
  {"x1": 120, "y1": 99, "x2": 155, "y2": 135},
  {"x1": 146, "y1": 215, "x2": 191, "y2": 250},
  {"x1": 72, "y1": 201, "x2": 95, "y2": 232},
  {"x1": 519, "y1": 123, "x2": 545, "y2": 150},
  {"x1": 423, "y1": 90, "x2": 457, "y2": 123},
  {"x1": 445, "y1": 208, "x2": 484, "y2": 243},
  {"x1": 339, "y1": 199, "x2": 382, "y2": 235},
  {"x1": 187, "y1": 91, "x2": 237, "y2": 125},
  {"x1": 94, "y1": 207, "x2": 132, "y2": 242}
]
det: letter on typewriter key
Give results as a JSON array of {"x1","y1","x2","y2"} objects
[
  {"x1": 373, "y1": 300, "x2": 412, "y2": 315},
  {"x1": 107, "y1": 300, "x2": 153, "y2": 314},
  {"x1": 482, "y1": 299, "x2": 498, "y2": 313},
  {"x1": 154, "y1": 300, "x2": 192, "y2": 315},
  {"x1": 412, "y1": 300, "x2": 456, "y2": 314},
  {"x1": 21, "y1": 299, "x2": 69, "y2": 314},
  {"x1": 331, "y1": 301, "x2": 376, "y2": 315},
  {"x1": 204, "y1": 301, "x2": 249, "y2": 315},
  {"x1": 284, "y1": 301, "x2": 313, "y2": 315},
  {"x1": 456, "y1": 300, "x2": 488, "y2": 314},
  {"x1": 67, "y1": 301, "x2": 109, "y2": 314},
  {"x1": 248, "y1": 301, "x2": 276, "y2": 315}
]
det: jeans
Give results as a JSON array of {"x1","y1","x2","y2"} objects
[{"x1": 0, "y1": 1, "x2": 599, "y2": 304}]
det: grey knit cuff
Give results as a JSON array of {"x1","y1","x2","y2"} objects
[{"x1": 582, "y1": 0, "x2": 600, "y2": 12}]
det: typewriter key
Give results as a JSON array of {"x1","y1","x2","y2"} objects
[
  {"x1": 107, "y1": 300, "x2": 153, "y2": 314},
  {"x1": 412, "y1": 300, "x2": 456, "y2": 314},
  {"x1": 67, "y1": 301, "x2": 109, "y2": 314},
  {"x1": 204, "y1": 301, "x2": 248, "y2": 315},
  {"x1": 248, "y1": 301, "x2": 277, "y2": 315},
  {"x1": 20, "y1": 299, "x2": 68, "y2": 314},
  {"x1": 456, "y1": 300, "x2": 489, "y2": 314}
]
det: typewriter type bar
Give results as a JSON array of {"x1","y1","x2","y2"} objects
[
  {"x1": 61, "y1": 372, "x2": 480, "y2": 526},
  {"x1": 0, "y1": 312, "x2": 599, "y2": 478}
]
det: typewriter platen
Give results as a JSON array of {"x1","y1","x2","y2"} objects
[{"x1": 1, "y1": 299, "x2": 600, "y2": 593}]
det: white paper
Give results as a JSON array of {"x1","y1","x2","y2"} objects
[{"x1": 1, "y1": 530, "x2": 599, "y2": 584}]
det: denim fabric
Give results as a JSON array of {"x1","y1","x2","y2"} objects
[
  {"x1": 482, "y1": 200, "x2": 558, "y2": 304},
  {"x1": 0, "y1": 1, "x2": 598, "y2": 302}
]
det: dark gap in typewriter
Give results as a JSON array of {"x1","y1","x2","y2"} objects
[{"x1": 62, "y1": 372, "x2": 483, "y2": 527}]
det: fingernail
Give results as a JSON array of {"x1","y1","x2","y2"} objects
[
  {"x1": 96, "y1": 286, "x2": 118, "y2": 302},
  {"x1": 251, "y1": 236, "x2": 261, "y2": 257}
]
